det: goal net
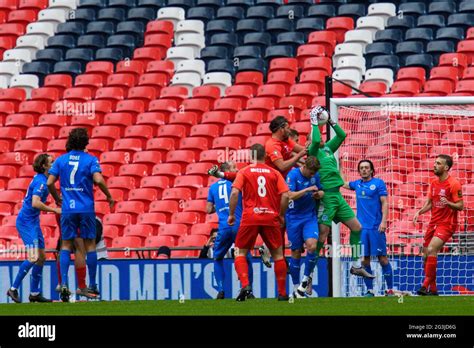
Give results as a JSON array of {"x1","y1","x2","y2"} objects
[{"x1": 329, "y1": 97, "x2": 474, "y2": 297}]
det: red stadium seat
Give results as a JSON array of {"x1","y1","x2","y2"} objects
[
  {"x1": 118, "y1": 163, "x2": 149, "y2": 181},
  {"x1": 299, "y1": 70, "x2": 326, "y2": 92},
  {"x1": 457, "y1": 40, "x2": 474, "y2": 65},
  {"x1": 0, "y1": 152, "x2": 29, "y2": 169},
  {"x1": 266, "y1": 71, "x2": 297, "y2": 94},
  {"x1": 116, "y1": 100, "x2": 146, "y2": 116},
  {"x1": 174, "y1": 235, "x2": 208, "y2": 258},
  {"x1": 158, "y1": 224, "x2": 188, "y2": 243},
  {"x1": 308, "y1": 31, "x2": 337, "y2": 56},
  {"x1": 116, "y1": 60, "x2": 145, "y2": 79},
  {"x1": 196, "y1": 187, "x2": 209, "y2": 200},
  {"x1": 212, "y1": 136, "x2": 241, "y2": 150},
  {"x1": 18, "y1": 165, "x2": 35, "y2": 178},
  {"x1": 256, "y1": 84, "x2": 286, "y2": 104},
  {"x1": 183, "y1": 200, "x2": 207, "y2": 214},
  {"x1": 124, "y1": 125, "x2": 155, "y2": 145},
  {"x1": 106, "y1": 176, "x2": 136, "y2": 199},
  {"x1": 189, "y1": 124, "x2": 221, "y2": 143},
  {"x1": 224, "y1": 85, "x2": 254, "y2": 106},
  {"x1": 137, "y1": 213, "x2": 167, "y2": 234},
  {"x1": 103, "y1": 213, "x2": 133, "y2": 236},
  {"x1": 246, "y1": 135, "x2": 270, "y2": 148},
  {"x1": 127, "y1": 86, "x2": 157, "y2": 107},
  {"x1": 246, "y1": 97, "x2": 275, "y2": 119},
  {"x1": 123, "y1": 224, "x2": 154, "y2": 240},
  {"x1": 146, "y1": 60, "x2": 174, "y2": 82},
  {"x1": 396, "y1": 67, "x2": 426, "y2": 86},
  {"x1": 113, "y1": 138, "x2": 143, "y2": 154},
  {"x1": 289, "y1": 83, "x2": 321, "y2": 106},
  {"x1": 234, "y1": 71, "x2": 264, "y2": 94},
  {"x1": 7, "y1": 177, "x2": 29, "y2": 192},
  {"x1": 149, "y1": 200, "x2": 180, "y2": 222},
  {"x1": 149, "y1": 99, "x2": 178, "y2": 119},
  {"x1": 223, "y1": 123, "x2": 253, "y2": 142},
  {"x1": 234, "y1": 110, "x2": 264, "y2": 132},
  {"x1": 420, "y1": 80, "x2": 453, "y2": 96},
  {"x1": 134, "y1": 47, "x2": 165, "y2": 65},
  {"x1": 151, "y1": 162, "x2": 182, "y2": 179},
  {"x1": 174, "y1": 175, "x2": 204, "y2": 195},
  {"x1": 132, "y1": 150, "x2": 162, "y2": 171},
  {"x1": 14, "y1": 139, "x2": 44, "y2": 162},
  {"x1": 162, "y1": 187, "x2": 193, "y2": 201},
  {"x1": 199, "y1": 149, "x2": 222, "y2": 164},
  {"x1": 390, "y1": 81, "x2": 421, "y2": 96},
  {"x1": 94, "y1": 201, "x2": 111, "y2": 218},
  {"x1": 256, "y1": 122, "x2": 271, "y2": 136},
  {"x1": 165, "y1": 150, "x2": 196, "y2": 171},
  {"x1": 296, "y1": 44, "x2": 326, "y2": 68},
  {"x1": 160, "y1": 86, "x2": 189, "y2": 104},
  {"x1": 136, "y1": 112, "x2": 166, "y2": 132},
  {"x1": 453, "y1": 81, "x2": 474, "y2": 96},
  {"x1": 179, "y1": 136, "x2": 209, "y2": 155},
  {"x1": 439, "y1": 53, "x2": 468, "y2": 77},
  {"x1": 139, "y1": 176, "x2": 169, "y2": 198},
  {"x1": 268, "y1": 57, "x2": 298, "y2": 75},
  {"x1": 192, "y1": 85, "x2": 221, "y2": 105},
  {"x1": 326, "y1": 17, "x2": 354, "y2": 43},
  {"x1": 171, "y1": 211, "x2": 202, "y2": 226},
  {"x1": 201, "y1": 111, "x2": 231, "y2": 130},
  {"x1": 180, "y1": 99, "x2": 211, "y2": 117},
  {"x1": 146, "y1": 20, "x2": 174, "y2": 36},
  {"x1": 190, "y1": 223, "x2": 214, "y2": 236},
  {"x1": 358, "y1": 81, "x2": 387, "y2": 97},
  {"x1": 157, "y1": 124, "x2": 188, "y2": 147},
  {"x1": 26, "y1": 127, "x2": 55, "y2": 146},
  {"x1": 138, "y1": 73, "x2": 168, "y2": 93},
  {"x1": 213, "y1": 98, "x2": 242, "y2": 117},
  {"x1": 185, "y1": 162, "x2": 214, "y2": 180},
  {"x1": 110, "y1": 236, "x2": 142, "y2": 258},
  {"x1": 0, "y1": 126, "x2": 22, "y2": 149},
  {"x1": 169, "y1": 112, "x2": 199, "y2": 132},
  {"x1": 95, "y1": 87, "x2": 126, "y2": 106},
  {"x1": 103, "y1": 225, "x2": 120, "y2": 245}
]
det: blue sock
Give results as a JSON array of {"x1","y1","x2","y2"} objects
[
  {"x1": 382, "y1": 263, "x2": 393, "y2": 289},
  {"x1": 214, "y1": 259, "x2": 225, "y2": 292},
  {"x1": 12, "y1": 260, "x2": 35, "y2": 289},
  {"x1": 59, "y1": 250, "x2": 71, "y2": 287},
  {"x1": 363, "y1": 264, "x2": 373, "y2": 290},
  {"x1": 289, "y1": 257, "x2": 301, "y2": 285},
  {"x1": 30, "y1": 264, "x2": 43, "y2": 294},
  {"x1": 304, "y1": 252, "x2": 317, "y2": 278},
  {"x1": 246, "y1": 253, "x2": 253, "y2": 286},
  {"x1": 86, "y1": 251, "x2": 98, "y2": 287}
]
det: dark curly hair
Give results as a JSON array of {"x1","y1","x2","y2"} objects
[
  {"x1": 33, "y1": 153, "x2": 51, "y2": 174},
  {"x1": 66, "y1": 128, "x2": 89, "y2": 151}
]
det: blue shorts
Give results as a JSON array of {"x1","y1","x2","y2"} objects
[
  {"x1": 61, "y1": 212, "x2": 97, "y2": 240},
  {"x1": 213, "y1": 226, "x2": 237, "y2": 260},
  {"x1": 361, "y1": 228, "x2": 387, "y2": 257},
  {"x1": 286, "y1": 215, "x2": 319, "y2": 251},
  {"x1": 16, "y1": 217, "x2": 45, "y2": 249}
]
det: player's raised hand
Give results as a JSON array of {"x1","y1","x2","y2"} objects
[{"x1": 228, "y1": 215, "x2": 235, "y2": 226}]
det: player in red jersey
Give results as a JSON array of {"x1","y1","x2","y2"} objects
[
  {"x1": 228, "y1": 144, "x2": 290, "y2": 301},
  {"x1": 413, "y1": 155, "x2": 464, "y2": 296}
]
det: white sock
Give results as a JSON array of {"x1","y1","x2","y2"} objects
[
  {"x1": 302, "y1": 275, "x2": 309, "y2": 282},
  {"x1": 30, "y1": 292, "x2": 39, "y2": 296},
  {"x1": 293, "y1": 284, "x2": 299, "y2": 292},
  {"x1": 10, "y1": 287, "x2": 16, "y2": 291},
  {"x1": 352, "y1": 260, "x2": 361, "y2": 268}
]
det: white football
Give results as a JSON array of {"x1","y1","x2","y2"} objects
[{"x1": 317, "y1": 109, "x2": 329, "y2": 125}]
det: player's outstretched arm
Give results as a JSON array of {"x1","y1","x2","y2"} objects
[
  {"x1": 413, "y1": 198, "x2": 432, "y2": 225},
  {"x1": 379, "y1": 196, "x2": 388, "y2": 232},
  {"x1": 272, "y1": 149, "x2": 307, "y2": 173},
  {"x1": 289, "y1": 186, "x2": 319, "y2": 201},
  {"x1": 339, "y1": 160, "x2": 351, "y2": 190},
  {"x1": 46, "y1": 174, "x2": 62, "y2": 206},
  {"x1": 32, "y1": 195, "x2": 61, "y2": 214},
  {"x1": 308, "y1": 123, "x2": 321, "y2": 157},
  {"x1": 441, "y1": 198, "x2": 464, "y2": 211},
  {"x1": 326, "y1": 119, "x2": 347, "y2": 153},
  {"x1": 93, "y1": 172, "x2": 115, "y2": 209}
]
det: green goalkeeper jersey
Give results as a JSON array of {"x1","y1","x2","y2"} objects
[{"x1": 308, "y1": 123, "x2": 346, "y2": 190}]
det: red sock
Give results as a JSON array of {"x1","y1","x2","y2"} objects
[
  {"x1": 426, "y1": 256, "x2": 437, "y2": 292},
  {"x1": 76, "y1": 266, "x2": 87, "y2": 289},
  {"x1": 56, "y1": 259, "x2": 61, "y2": 285},
  {"x1": 234, "y1": 255, "x2": 249, "y2": 288},
  {"x1": 274, "y1": 258, "x2": 287, "y2": 297}
]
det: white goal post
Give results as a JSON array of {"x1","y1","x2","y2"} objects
[{"x1": 329, "y1": 97, "x2": 474, "y2": 298}]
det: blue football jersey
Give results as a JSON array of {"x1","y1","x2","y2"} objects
[
  {"x1": 286, "y1": 168, "x2": 323, "y2": 218},
  {"x1": 207, "y1": 179, "x2": 242, "y2": 230},
  {"x1": 349, "y1": 177, "x2": 388, "y2": 230},
  {"x1": 18, "y1": 173, "x2": 49, "y2": 221},
  {"x1": 49, "y1": 150, "x2": 102, "y2": 213}
]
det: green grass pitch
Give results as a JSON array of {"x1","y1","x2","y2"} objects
[{"x1": 0, "y1": 296, "x2": 473, "y2": 316}]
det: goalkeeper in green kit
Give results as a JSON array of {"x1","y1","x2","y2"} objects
[{"x1": 307, "y1": 106, "x2": 375, "y2": 279}]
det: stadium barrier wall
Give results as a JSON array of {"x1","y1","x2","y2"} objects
[{"x1": 1, "y1": 256, "x2": 472, "y2": 302}]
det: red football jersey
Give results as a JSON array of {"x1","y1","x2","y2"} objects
[
  {"x1": 265, "y1": 137, "x2": 296, "y2": 177},
  {"x1": 232, "y1": 163, "x2": 289, "y2": 227},
  {"x1": 427, "y1": 176, "x2": 463, "y2": 225}
]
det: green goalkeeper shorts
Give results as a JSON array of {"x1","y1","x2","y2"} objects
[{"x1": 318, "y1": 191, "x2": 356, "y2": 227}]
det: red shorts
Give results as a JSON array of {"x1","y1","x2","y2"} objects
[
  {"x1": 235, "y1": 225, "x2": 283, "y2": 250},
  {"x1": 424, "y1": 224, "x2": 455, "y2": 247}
]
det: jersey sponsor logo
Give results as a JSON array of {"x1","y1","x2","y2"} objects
[
  {"x1": 321, "y1": 214, "x2": 329, "y2": 222},
  {"x1": 253, "y1": 207, "x2": 274, "y2": 214},
  {"x1": 370, "y1": 184, "x2": 376, "y2": 190}
]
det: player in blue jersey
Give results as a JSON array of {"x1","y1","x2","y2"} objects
[
  {"x1": 343, "y1": 159, "x2": 394, "y2": 296},
  {"x1": 7, "y1": 154, "x2": 61, "y2": 303},
  {"x1": 286, "y1": 156, "x2": 325, "y2": 298},
  {"x1": 207, "y1": 161, "x2": 254, "y2": 299},
  {"x1": 47, "y1": 128, "x2": 114, "y2": 302}
]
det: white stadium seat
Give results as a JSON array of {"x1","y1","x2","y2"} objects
[
  {"x1": 166, "y1": 47, "x2": 196, "y2": 66},
  {"x1": 336, "y1": 56, "x2": 366, "y2": 76},
  {"x1": 364, "y1": 68, "x2": 394, "y2": 87},
  {"x1": 344, "y1": 29, "x2": 373, "y2": 52},
  {"x1": 49, "y1": 0, "x2": 77, "y2": 11},
  {"x1": 16, "y1": 35, "x2": 45, "y2": 54},
  {"x1": 202, "y1": 72, "x2": 232, "y2": 95},
  {"x1": 333, "y1": 43, "x2": 363, "y2": 65},
  {"x1": 176, "y1": 33, "x2": 205, "y2": 58},
  {"x1": 9, "y1": 74, "x2": 39, "y2": 96},
  {"x1": 157, "y1": 7, "x2": 186, "y2": 27},
  {"x1": 356, "y1": 16, "x2": 386, "y2": 38},
  {"x1": 3, "y1": 49, "x2": 34, "y2": 63},
  {"x1": 333, "y1": 69, "x2": 362, "y2": 88},
  {"x1": 26, "y1": 22, "x2": 56, "y2": 39},
  {"x1": 0, "y1": 62, "x2": 23, "y2": 77},
  {"x1": 175, "y1": 20, "x2": 205, "y2": 39},
  {"x1": 171, "y1": 72, "x2": 202, "y2": 95},
  {"x1": 176, "y1": 59, "x2": 206, "y2": 79},
  {"x1": 368, "y1": 3, "x2": 397, "y2": 24}
]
